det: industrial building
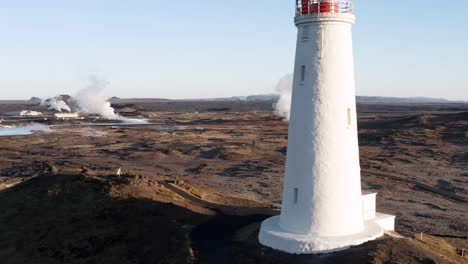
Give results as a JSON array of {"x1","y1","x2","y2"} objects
[
  {"x1": 4, "y1": 110, "x2": 43, "y2": 117},
  {"x1": 54, "y1": 113, "x2": 80, "y2": 120}
]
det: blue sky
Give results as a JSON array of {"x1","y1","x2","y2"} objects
[{"x1": 1, "y1": 1, "x2": 467, "y2": 100}]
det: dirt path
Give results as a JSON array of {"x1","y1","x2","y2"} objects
[{"x1": 160, "y1": 181, "x2": 277, "y2": 216}]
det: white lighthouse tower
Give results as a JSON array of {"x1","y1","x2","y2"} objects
[{"x1": 259, "y1": 0, "x2": 395, "y2": 254}]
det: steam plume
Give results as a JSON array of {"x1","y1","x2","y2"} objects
[
  {"x1": 40, "y1": 76, "x2": 147, "y2": 122},
  {"x1": 72, "y1": 76, "x2": 118, "y2": 119},
  {"x1": 42, "y1": 97, "x2": 71, "y2": 112},
  {"x1": 273, "y1": 74, "x2": 293, "y2": 120}
]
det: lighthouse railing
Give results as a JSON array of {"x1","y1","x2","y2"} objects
[{"x1": 296, "y1": 0, "x2": 354, "y2": 16}]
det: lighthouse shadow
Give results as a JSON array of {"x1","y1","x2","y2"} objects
[{"x1": 223, "y1": 224, "x2": 384, "y2": 264}]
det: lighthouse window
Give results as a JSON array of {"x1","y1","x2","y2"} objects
[
  {"x1": 318, "y1": 27, "x2": 324, "y2": 59},
  {"x1": 302, "y1": 25, "x2": 310, "y2": 40},
  {"x1": 347, "y1": 108, "x2": 352, "y2": 127},
  {"x1": 294, "y1": 188, "x2": 299, "y2": 204},
  {"x1": 300, "y1": 65, "x2": 306, "y2": 82}
]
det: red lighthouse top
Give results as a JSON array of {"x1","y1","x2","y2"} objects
[{"x1": 296, "y1": 0, "x2": 354, "y2": 16}]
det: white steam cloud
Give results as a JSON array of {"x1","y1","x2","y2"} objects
[
  {"x1": 39, "y1": 76, "x2": 147, "y2": 122},
  {"x1": 273, "y1": 74, "x2": 293, "y2": 121},
  {"x1": 72, "y1": 77, "x2": 118, "y2": 120},
  {"x1": 42, "y1": 97, "x2": 71, "y2": 113}
]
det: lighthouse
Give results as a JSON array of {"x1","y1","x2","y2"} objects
[{"x1": 259, "y1": 0, "x2": 395, "y2": 254}]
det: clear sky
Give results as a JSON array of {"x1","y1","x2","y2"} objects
[{"x1": 1, "y1": 1, "x2": 467, "y2": 100}]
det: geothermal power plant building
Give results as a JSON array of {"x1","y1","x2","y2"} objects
[
  {"x1": 259, "y1": 0, "x2": 395, "y2": 254},
  {"x1": 4, "y1": 110, "x2": 43, "y2": 117},
  {"x1": 54, "y1": 113, "x2": 80, "y2": 120}
]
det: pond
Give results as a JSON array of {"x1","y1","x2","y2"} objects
[{"x1": 0, "y1": 125, "x2": 51, "y2": 137}]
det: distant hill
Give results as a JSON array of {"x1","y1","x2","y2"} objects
[
  {"x1": 356, "y1": 96, "x2": 466, "y2": 104},
  {"x1": 109, "y1": 98, "x2": 172, "y2": 103},
  {"x1": 183, "y1": 95, "x2": 466, "y2": 104},
  {"x1": 193, "y1": 94, "x2": 279, "y2": 102},
  {"x1": 2, "y1": 95, "x2": 466, "y2": 104},
  {"x1": 27, "y1": 97, "x2": 43, "y2": 105},
  {"x1": 246, "y1": 94, "x2": 279, "y2": 101}
]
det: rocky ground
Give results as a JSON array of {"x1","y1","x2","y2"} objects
[{"x1": 0, "y1": 101, "x2": 467, "y2": 263}]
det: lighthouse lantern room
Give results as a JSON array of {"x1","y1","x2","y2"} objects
[{"x1": 258, "y1": 0, "x2": 396, "y2": 254}]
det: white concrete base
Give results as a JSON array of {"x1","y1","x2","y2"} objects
[
  {"x1": 362, "y1": 193, "x2": 377, "y2": 220},
  {"x1": 259, "y1": 216, "x2": 385, "y2": 254},
  {"x1": 375, "y1": 213, "x2": 396, "y2": 232}
]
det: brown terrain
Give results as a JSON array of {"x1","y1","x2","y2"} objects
[{"x1": 0, "y1": 100, "x2": 467, "y2": 264}]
